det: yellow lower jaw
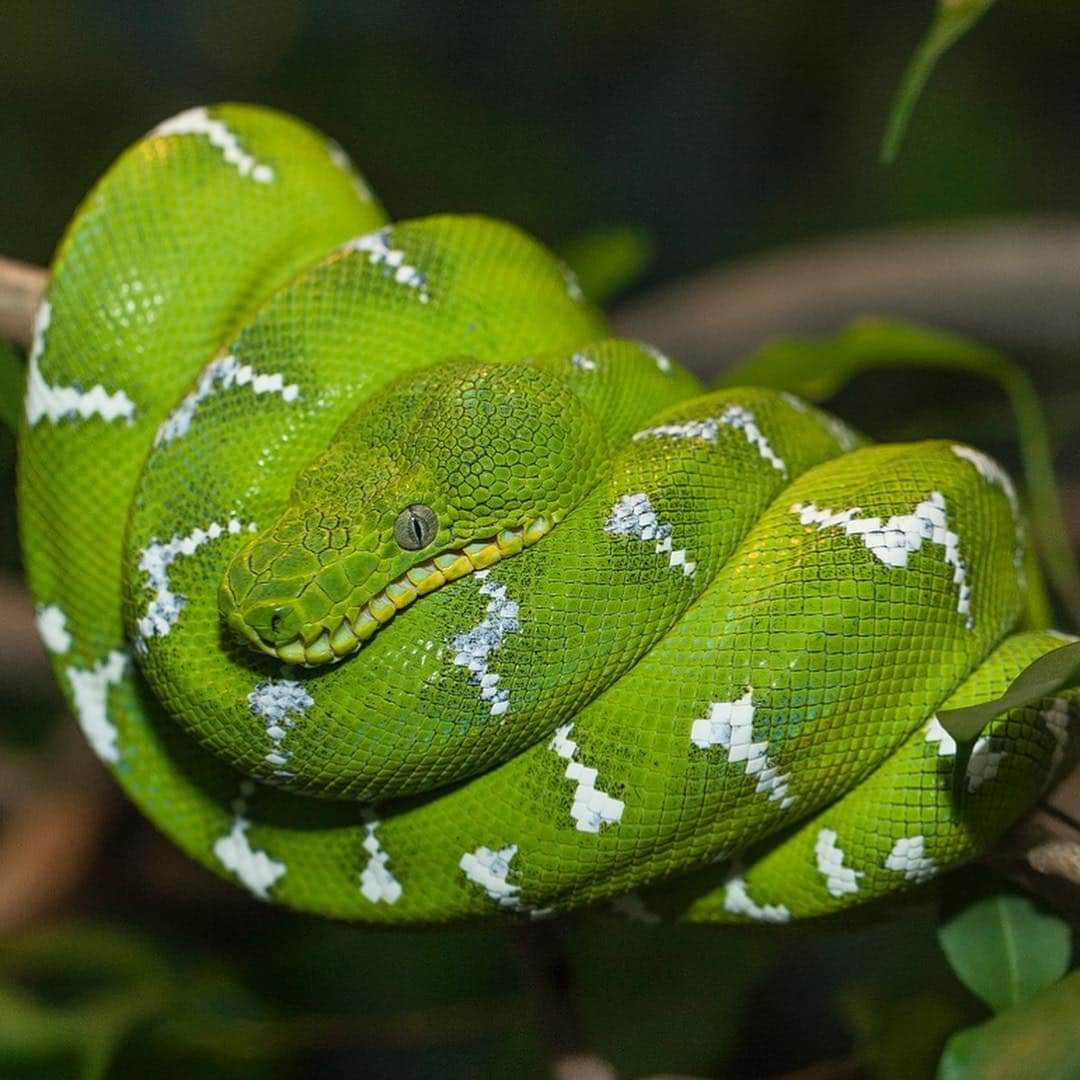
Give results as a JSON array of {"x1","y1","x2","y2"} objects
[{"x1": 271, "y1": 515, "x2": 556, "y2": 666}]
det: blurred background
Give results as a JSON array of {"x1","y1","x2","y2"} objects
[{"x1": 1, "y1": 3, "x2": 1079, "y2": 1077}]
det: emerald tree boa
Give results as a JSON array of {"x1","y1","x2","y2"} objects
[{"x1": 17, "y1": 104, "x2": 1079, "y2": 924}]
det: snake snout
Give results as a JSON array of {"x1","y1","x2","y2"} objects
[
  {"x1": 244, "y1": 602, "x2": 303, "y2": 648},
  {"x1": 220, "y1": 579, "x2": 306, "y2": 657}
]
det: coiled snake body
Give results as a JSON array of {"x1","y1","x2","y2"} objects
[{"x1": 18, "y1": 104, "x2": 1079, "y2": 924}]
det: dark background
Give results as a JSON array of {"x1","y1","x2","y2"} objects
[
  {"x1": 5, "y1": 3, "x2": 1080, "y2": 281},
  {"x1": 1, "y1": 4, "x2": 1079, "y2": 1078}
]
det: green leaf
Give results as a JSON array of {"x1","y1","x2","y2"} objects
[
  {"x1": 937, "y1": 969, "x2": 1080, "y2": 1079},
  {"x1": 937, "y1": 641, "x2": 1080, "y2": 746},
  {"x1": 880, "y1": 0, "x2": 997, "y2": 165},
  {"x1": 721, "y1": 317, "x2": 1079, "y2": 627},
  {"x1": 0, "y1": 338, "x2": 24, "y2": 434},
  {"x1": 938, "y1": 893, "x2": 1071, "y2": 1014},
  {"x1": 560, "y1": 225, "x2": 652, "y2": 307}
]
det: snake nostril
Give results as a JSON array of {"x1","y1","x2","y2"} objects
[
  {"x1": 269, "y1": 606, "x2": 294, "y2": 639},
  {"x1": 238, "y1": 602, "x2": 301, "y2": 648}
]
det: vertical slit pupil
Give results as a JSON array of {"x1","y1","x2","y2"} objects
[{"x1": 396, "y1": 504, "x2": 436, "y2": 549}]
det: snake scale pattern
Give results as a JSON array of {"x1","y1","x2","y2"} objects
[{"x1": 17, "y1": 103, "x2": 1080, "y2": 924}]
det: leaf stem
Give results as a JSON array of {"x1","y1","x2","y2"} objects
[{"x1": 880, "y1": 0, "x2": 997, "y2": 165}]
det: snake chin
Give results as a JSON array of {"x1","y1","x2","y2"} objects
[{"x1": 240, "y1": 514, "x2": 557, "y2": 668}]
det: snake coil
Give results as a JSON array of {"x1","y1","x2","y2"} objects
[{"x1": 18, "y1": 104, "x2": 1079, "y2": 924}]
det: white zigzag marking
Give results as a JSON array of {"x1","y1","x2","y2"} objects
[
  {"x1": 459, "y1": 844, "x2": 550, "y2": 916},
  {"x1": 814, "y1": 828, "x2": 864, "y2": 897},
  {"x1": 154, "y1": 107, "x2": 274, "y2": 182},
  {"x1": 347, "y1": 228, "x2": 430, "y2": 302},
  {"x1": 951, "y1": 444, "x2": 1024, "y2": 569},
  {"x1": 604, "y1": 492, "x2": 695, "y2": 577},
  {"x1": 35, "y1": 603, "x2": 72, "y2": 654},
  {"x1": 213, "y1": 781, "x2": 286, "y2": 900},
  {"x1": 723, "y1": 876, "x2": 791, "y2": 923},
  {"x1": 884, "y1": 835, "x2": 937, "y2": 884},
  {"x1": 156, "y1": 355, "x2": 299, "y2": 445},
  {"x1": 549, "y1": 723, "x2": 625, "y2": 832},
  {"x1": 359, "y1": 810, "x2": 402, "y2": 904},
  {"x1": 449, "y1": 572, "x2": 519, "y2": 717},
  {"x1": 690, "y1": 690, "x2": 796, "y2": 809},
  {"x1": 214, "y1": 820, "x2": 286, "y2": 899},
  {"x1": 67, "y1": 651, "x2": 128, "y2": 764},
  {"x1": 137, "y1": 518, "x2": 256, "y2": 645},
  {"x1": 633, "y1": 404, "x2": 786, "y2": 473},
  {"x1": 792, "y1": 491, "x2": 973, "y2": 626},
  {"x1": 248, "y1": 678, "x2": 314, "y2": 775},
  {"x1": 25, "y1": 301, "x2": 136, "y2": 427}
]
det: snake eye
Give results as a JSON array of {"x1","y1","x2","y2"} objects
[{"x1": 394, "y1": 504, "x2": 438, "y2": 550}]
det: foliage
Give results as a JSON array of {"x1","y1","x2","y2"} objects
[
  {"x1": 938, "y1": 892, "x2": 1071, "y2": 1013},
  {"x1": 938, "y1": 970, "x2": 1080, "y2": 1079},
  {"x1": 881, "y1": 1, "x2": 998, "y2": 164},
  {"x1": 0, "y1": 923, "x2": 271, "y2": 1079},
  {"x1": 937, "y1": 640, "x2": 1080, "y2": 794}
]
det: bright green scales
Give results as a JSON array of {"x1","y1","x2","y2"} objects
[{"x1": 18, "y1": 104, "x2": 1078, "y2": 923}]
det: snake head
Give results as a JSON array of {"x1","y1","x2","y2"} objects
[{"x1": 219, "y1": 359, "x2": 607, "y2": 666}]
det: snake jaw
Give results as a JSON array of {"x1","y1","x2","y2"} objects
[{"x1": 224, "y1": 515, "x2": 557, "y2": 668}]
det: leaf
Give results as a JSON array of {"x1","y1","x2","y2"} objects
[
  {"x1": 721, "y1": 317, "x2": 1079, "y2": 626},
  {"x1": 0, "y1": 923, "x2": 281, "y2": 1078},
  {"x1": 560, "y1": 226, "x2": 652, "y2": 307},
  {"x1": 0, "y1": 338, "x2": 24, "y2": 434},
  {"x1": 937, "y1": 969, "x2": 1080, "y2": 1079},
  {"x1": 939, "y1": 640, "x2": 1080, "y2": 802},
  {"x1": 938, "y1": 893, "x2": 1071, "y2": 1014},
  {"x1": 937, "y1": 641, "x2": 1080, "y2": 746},
  {"x1": 880, "y1": 0, "x2": 997, "y2": 165}
]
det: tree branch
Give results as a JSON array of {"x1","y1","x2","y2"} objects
[
  {"x1": 0, "y1": 255, "x2": 48, "y2": 349},
  {"x1": 613, "y1": 216, "x2": 1080, "y2": 376}
]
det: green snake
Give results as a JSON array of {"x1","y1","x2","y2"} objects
[{"x1": 17, "y1": 103, "x2": 1079, "y2": 925}]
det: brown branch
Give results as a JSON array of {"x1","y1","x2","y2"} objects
[
  {"x1": 0, "y1": 577, "x2": 59, "y2": 696},
  {"x1": 1028, "y1": 840, "x2": 1080, "y2": 882},
  {"x1": 613, "y1": 216, "x2": 1080, "y2": 376},
  {"x1": 0, "y1": 255, "x2": 48, "y2": 349},
  {"x1": 0, "y1": 724, "x2": 119, "y2": 934},
  {"x1": 0, "y1": 579, "x2": 117, "y2": 932}
]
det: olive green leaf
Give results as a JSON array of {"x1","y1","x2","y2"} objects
[
  {"x1": 881, "y1": 0, "x2": 998, "y2": 165},
  {"x1": 937, "y1": 969, "x2": 1080, "y2": 1079},
  {"x1": 937, "y1": 641, "x2": 1080, "y2": 796},
  {"x1": 937, "y1": 640, "x2": 1080, "y2": 747},
  {"x1": 0, "y1": 922, "x2": 279, "y2": 1079},
  {"x1": 938, "y1": 893, "x2": 1071, "y2": 1014}
]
